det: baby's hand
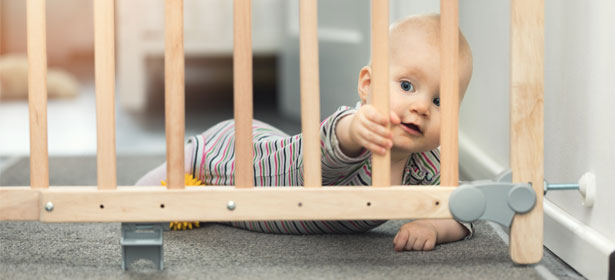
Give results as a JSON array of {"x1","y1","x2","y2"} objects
[
  {"x1": 393, "y1": 221, "x2": 437, "y2": 251},
  {"x1": 349, "y1": 104, "x2": 401, "y2": 155}
]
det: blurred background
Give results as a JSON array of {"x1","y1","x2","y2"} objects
[{"x1": 0, "y1": 0, "x2": 439, "y2": 157}]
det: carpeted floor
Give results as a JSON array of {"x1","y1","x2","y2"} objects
[{"x1": 0, "y1": 156, "x2": 584, "y2": 279}]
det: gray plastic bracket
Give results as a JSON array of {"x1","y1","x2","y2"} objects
[
  {"x1": 120, "y1": 223, "x2": 164, "y2": 270},
  {"x1": 449, "y1": 179, "x2": 537, "y2": 228}
]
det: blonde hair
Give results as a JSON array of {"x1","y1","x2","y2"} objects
[{"x1": 368, "y1": 13, "x2": 473, "y2": 71}]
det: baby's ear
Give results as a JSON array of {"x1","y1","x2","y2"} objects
[{"x1": 357, "y1": 66, "x2": 372, "y2": 105}]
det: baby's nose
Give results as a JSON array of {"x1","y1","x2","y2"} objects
[{"x1": 410, "y1": 98, "x2": 431, "y2": 117}]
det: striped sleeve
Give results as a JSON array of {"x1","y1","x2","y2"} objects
[
  {"x1": 186, "y1": 115, "x2": 388, "y2": 234},
  {"x1": 405, "y1": 150, "x2": 442, "y2": 186},
  {"x1": 188, "y1": 120, "x2": 236, "y2": 186},
  {"x1": 320, "y1": 106, "x2": 371, "y2": 186},
  {"x1": 188, "y1": 119, "x2": 305, "y2": 186}
]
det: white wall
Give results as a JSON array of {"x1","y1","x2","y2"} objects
[
  {"x1": 278, "y1": 0, "x2": 369, "y2": 121},
  {"x1": 542, "y1": 0, "x2": 615, "y2": 239},
  {"x1": 278, "y1": 0, "x2": 439, "y2": 121},
  {"x1": 458, "y1": 0, "x2": 615, "y2": 278},
  {"x1": 457, "y1": 1, "x2": 510, "y2": 168}
]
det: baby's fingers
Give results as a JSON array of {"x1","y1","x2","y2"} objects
[
  {"x1": 411, "y1": 237, "x2": 426, "y2": 251},
  {"x1": 404, "y1": 234, "x2": 418, "y2": 251},
  {"x1": 423, "y1": 238, "x2": 436, "y2": 251},
  {"x1": 394, "y1": 230, "x2": 409, "y2": 252},
  {"x1": 357, "y1": 128, "x2": 391, "y2": 155},
  {"x1": 357, "y1": 110, "x2": 392, "y2": 140},
  {"x1": 362, "y1": 106, "x2": 389, "y2": 126}
]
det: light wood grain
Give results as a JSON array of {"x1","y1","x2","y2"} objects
[
  {"x1": 0, "y1": 188, "x2": 40, "y2": 220},
  {"x1": 29, "y1": 186, "x2": 453, "y2": 222},
  {"x1": 164, "y1": 0, "x2": 185, "y2": 189},
  {"x1": 0, "y1": 1, "x2": 3, "y2": 54},
  {"x1": 233, "y1": 0, "x2": 254, "y2": 188},
  {"x1": 370, "y1": 0, "x2": 390, "y2": 187},
  {"x1": 26, "y1": 0, "x2": 49, "y2": 189},
  {"x1": 299, "y1": 0, "x2": 321, "y2": 187},
  {"x1": 440, "y1": 0, "x2": 459, "y2": 187},
  {"x1": 94, "y1": 0, "x2": 117, "y2": 190},
  {"x1": 510, "y1": 0, "x2": 544, "y2": 264}
]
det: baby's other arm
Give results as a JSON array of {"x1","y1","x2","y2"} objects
[
  {"x1": 393, "y1": 219, "x2": 469, "y2": 251},
  {"x1": 335, "y1": 104, "x2": 400, "y2": 157}
]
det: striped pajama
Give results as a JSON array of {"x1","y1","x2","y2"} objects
[{"x1": 188, "y1": 105, "x2": 453, "y2": 235}]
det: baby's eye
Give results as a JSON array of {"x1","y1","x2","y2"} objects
[
  {"x1": 433, "y1": 97, "x2": 440, "y2": 107},
  {"x1": 400, "y1": 81, "x2": 414, "y2": 92}
]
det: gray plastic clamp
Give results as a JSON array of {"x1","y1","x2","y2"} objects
[
  {"x1": 120, "y1": 223, "x2": 164, "y2": 270},
  {"x1": 448, "y1": 181, "x2": 537, "y2": 227}
]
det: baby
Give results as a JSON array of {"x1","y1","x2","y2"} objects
[{"x1": 136, "y1": 13, "x2": 474, "y2": 252}]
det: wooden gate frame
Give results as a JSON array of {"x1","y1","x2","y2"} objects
[{"x1": 0, "y1": 0, "x2": 544, "y2": 264}]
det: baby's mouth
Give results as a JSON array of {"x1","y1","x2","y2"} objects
[{"x1": 401, "y1": 122, "x2": 423, "y2": 135}]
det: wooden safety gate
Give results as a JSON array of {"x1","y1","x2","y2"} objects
[{"x1": 0, "y1": 0, "x2": 544, "y2": 264}]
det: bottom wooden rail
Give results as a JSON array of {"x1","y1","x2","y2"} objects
[{"x1": 1, "y1": 186, "x2": 454, "y2": 222}]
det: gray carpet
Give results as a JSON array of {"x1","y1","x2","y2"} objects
[{"x1": 0, "y1": 156, "x2": 584, "y2": 279}]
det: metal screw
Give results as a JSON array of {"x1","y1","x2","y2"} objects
[
  {"x1": 45, "y1": 202, "x2": 54, "y2": 212},
  {"x1": 544, "y1": 179, "x2": 579, "y2": 194},
  {"x1": 227, "y1": 201, "x2": 236, "y2": 211}
]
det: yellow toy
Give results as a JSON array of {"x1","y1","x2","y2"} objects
[{"x1": 161, "y1": 174, "x2": 205, "y2": 230}]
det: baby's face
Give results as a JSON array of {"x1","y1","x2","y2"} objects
[
  {"x1": 362, "y1": 28, "x2": 471, "y2": 156},
  {"x1": 387, "y1": 35, "x2": 443, "y2": 155}
]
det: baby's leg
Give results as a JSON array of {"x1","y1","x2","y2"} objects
[
  {"x1": 225, "y1": 220, "x2": 387, "y2": 235},
  {"x1": 135, "y1": 141, "x2": 195, "y2": 186}
]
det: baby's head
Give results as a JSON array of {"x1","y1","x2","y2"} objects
[{"x1": 357, "y1": 14, "x2": 473, "y2": 156}]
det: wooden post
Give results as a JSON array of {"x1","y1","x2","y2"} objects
[
  {"x1": 510, "y1": 0, "x2": 544, "y2": 264},
  {"x1": 94, "y1": 0, "x2": 117, "y2": 190},
  {"x1": 165, "y1": 0, "x2": 185, "y2": 189},
  {"x1": 0, "y1": 1, "x2": 4, "y2": 54},
  {"x1": 233, "y1": 0, "x2": 254, "y2": 188},
  {"x1": 299, "y1": 0, "x2": 321, "y2": 187},
  {"x1": 26, "y1": 0, "x2": 49, "y2": 189},
  {"x1": 440, "y1": 0, "x2": 459, "y2": 187},
  {"x1": 370, "y1": 0, "x2": 390, "y2": 187}
]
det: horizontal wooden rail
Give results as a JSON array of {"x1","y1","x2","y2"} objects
[
  {"x1": 1, "y1": 187, "x2": 454, "y2": 222},
  {"x1": 0, "y1": 188, "x2": 40, "y2": 221}
]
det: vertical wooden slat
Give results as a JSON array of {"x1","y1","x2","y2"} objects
[
  {"x1": 0, "y1": 1, "x2": 3, "y2": 54},
  {"x1": 94, "y1": 0, "x2": 117, "y2": 190},
  {"x1": 370, "y1": 0, "x2": 390, "y2": 187},
  {"x1": 26, "y1": 0, "x2": 49, "y2": 189},
  {"x1": 510, "y1": 0, "x2": 544, "y2": 264},
  {"x1": 439, "y1": 0, "x2": 459, "y2": 187},
  {"x1": 165, "y1": 0, "x2": 185, "y2": 189},
  {"x1": 299, "y1": 0, "x2": 321, "y2": 187},
  {"x1": 233, "y1": 0, "x2": 254, "y2": 188}
]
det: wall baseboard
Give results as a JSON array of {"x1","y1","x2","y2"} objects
[
  {"x1": 459, "y1": 132, "x2": 614, "y2": 280},
  {"x1": 543, "y1": 200, "x2": 615, "y2": 280}
]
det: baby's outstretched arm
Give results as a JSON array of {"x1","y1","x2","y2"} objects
[
  {"x1": 336, "y1": 104, "x2": 400, "y2": 157},
  {"x1": 393, "y1": 219, "x2": 469, "y2": 251}
]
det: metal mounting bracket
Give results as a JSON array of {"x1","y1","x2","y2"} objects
[
  {"x1": 120, "y1": 223, "x2": 164, "y2": 270},
  {"x1": 449, "y1": 179, "x2": 537, "y2": 228}
]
